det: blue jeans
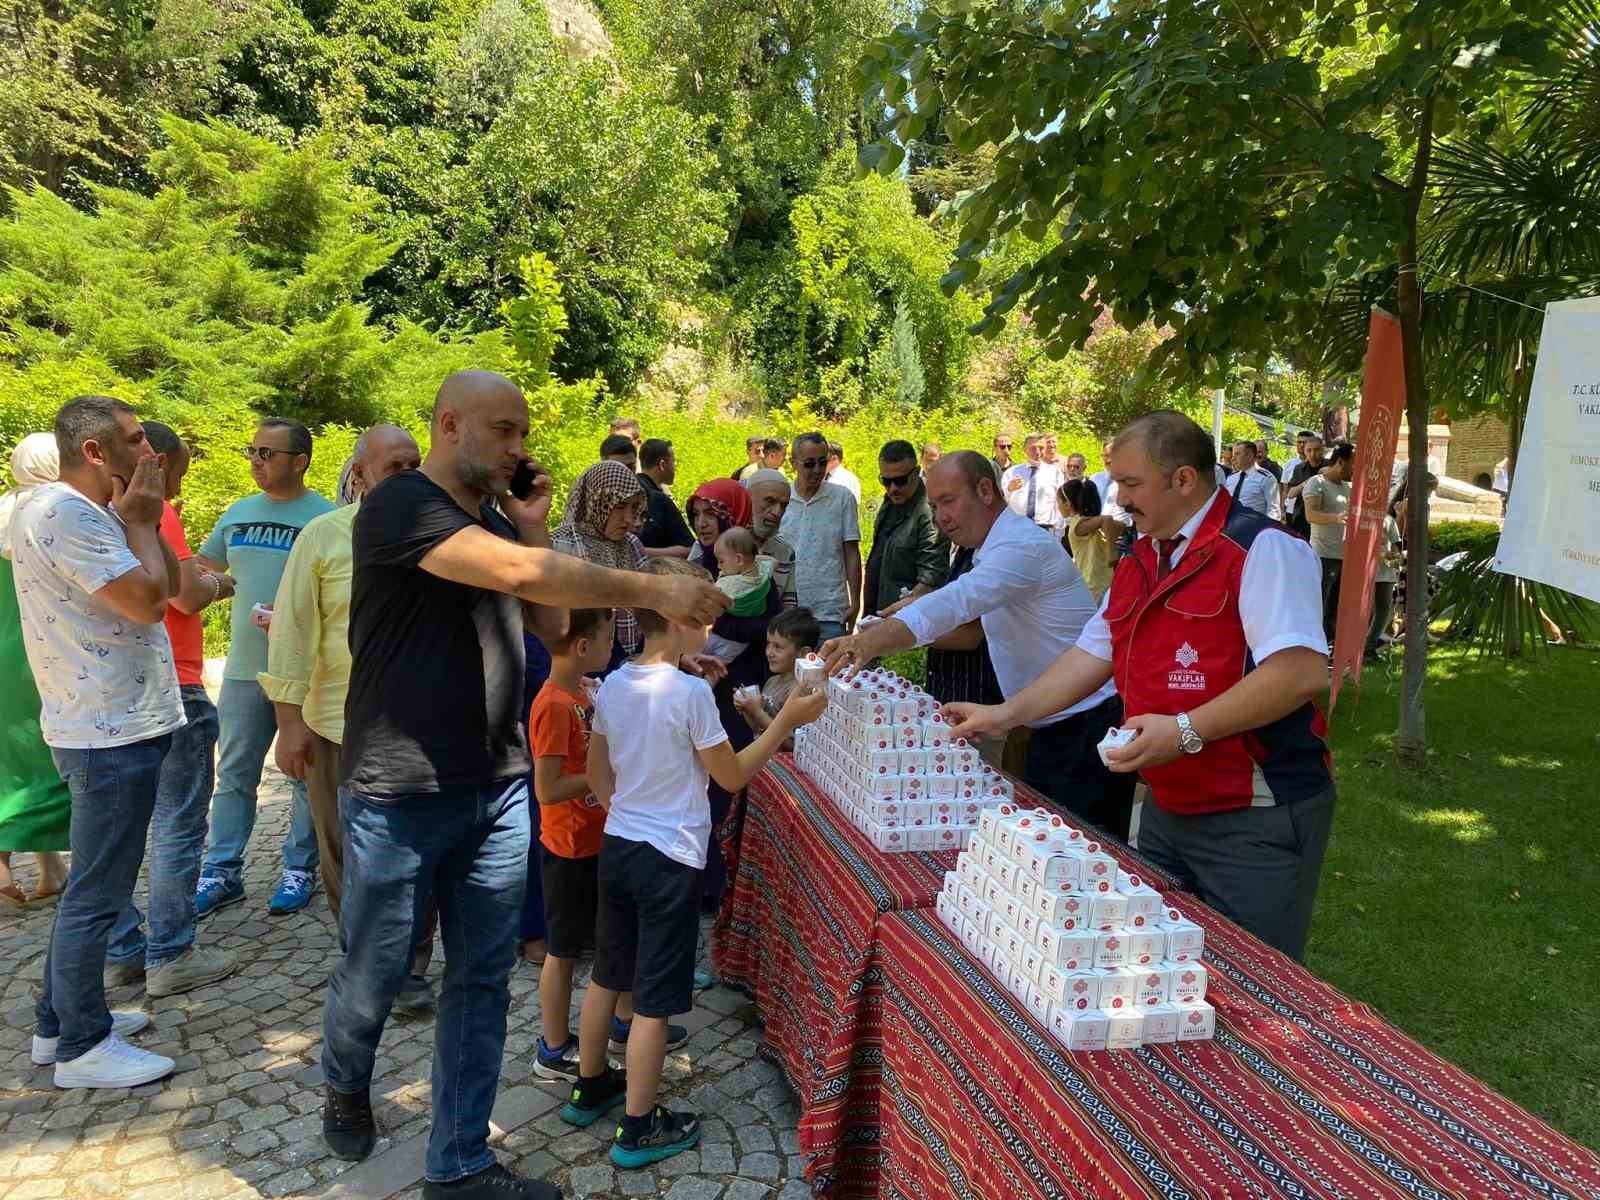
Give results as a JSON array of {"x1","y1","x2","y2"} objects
[
  {"x1": 201, "y1": 676, "x2": 318, "y2": 887},
  {"x1": 108, "y1": 687, "x2": 217, "y2": 968},
  {"x1": 37, "y1": 734, "x2": 171, "y2": 1060},
  {"x1": 816, "y1": 620, "x2": 848, "y2": 644},
  {"x1": 519, "y1": 778, "x2": 546, "y2": 942},
  {"x1": 321, "y1": 778, "x2": 529, "y2": 1183}
]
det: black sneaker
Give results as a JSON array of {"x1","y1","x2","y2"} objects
[
  {"x1": 323, "y1": 1084, "x2": 376, "y2": 1160},
  {"x1": 531, "y1": 1036, "x2": 581, "y2": 1084},
  {"x1": 607, "y1": 1017, "x2": 689, "y2": 1054},
  {"x1": 610, "y1": 1106, "x2": 702, "y2": 1169},
  {"x1": 394, "y1": 973, "x2": 436, "y2": 1015},
  {"x1": 421, "y1": 1161, "x2": 561, "y2": 1199},
  {"x1": 559, "y1": 1068, "x2": 627, "y2": 1127}
]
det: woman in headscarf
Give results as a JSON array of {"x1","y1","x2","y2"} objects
[
  {"x1": 684, "y1": 477, "x2": 780, "y2": 922},
  {"x1": 0, "y1": 434, "x2": 71, "y2": 908},
  {"x1": 553, "y1": 460, "x2": 651, "y2": 670}
]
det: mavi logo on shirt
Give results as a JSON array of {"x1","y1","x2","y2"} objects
[{"x1": 227, "y1": 522, "x2": 304, "y2": 551}]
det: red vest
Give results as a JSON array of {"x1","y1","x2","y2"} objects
[{"x1": 1104, "y1": 491, "x2": 1332, "y2": 815}]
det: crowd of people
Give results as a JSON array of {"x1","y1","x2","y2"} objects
[{"x1": 2, "y1": 383, "x2": 1396, "y2": 1196}]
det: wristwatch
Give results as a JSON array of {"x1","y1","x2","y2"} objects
[{"x1": 1175, "y1": 712, "x2": 1205, "y2": 755}]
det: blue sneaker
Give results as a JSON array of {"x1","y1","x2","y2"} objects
[
  {"x1": 195, "y1": 873, "x2": 244, "y2": 919},
  {"x1": 611, "y1": 1105, "x2": 701, "y2": 1170},
  {"x1": 608, "y1": 1017, "x2": 689, "y2": 1055},
  {"x1": 559, "y1": 1067, "x2": 627, "y2": 1127},
  {"x1": 532, "y1": 1036, "x2": 581, "y2": 1084},
  {"x1": 268, "y1": 869, "x2": 316, "y2": 914}
]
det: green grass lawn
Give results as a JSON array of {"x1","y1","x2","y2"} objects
[{"x1": 1309, "y1": 643, "x2": 1600, "y2": 1150}]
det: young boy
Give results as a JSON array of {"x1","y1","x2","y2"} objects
[
  {"x1": 559, "y1": 558, "x2": 827, "y2": 1169},
  {"x1": 530, "y1": 609, "x2": 688, "y2": 1081},
  {"x1": 528, "y1": 607, "x2": 617, "y2": 1081},
  {"x1": 733, "y1": 606, "x2": 820, "y2": 739}
]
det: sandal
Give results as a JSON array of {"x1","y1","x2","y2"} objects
[
  {"x1": 1, "y1": 884, "x2": 27, "y2": 911},
  {"x1": 29, "y1": 888, "x2": 63, "y2": 906}
]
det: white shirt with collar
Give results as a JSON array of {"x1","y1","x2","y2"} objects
[
  {"x1": 999, "y1": 461, "x2": 1064, "y2": 531},
  {"x1": 1088, "y1": 469, "x2": 1133, "y2": 527},
  {"x1": 1076, "y1": 488, "x2": 1327, "y2": 663},
  {"x1": 896, "y1": 508, "x2": 1118, "y2": 727},
  {"x1": 827, "y1": 464, "x2": 862, "y2": 504},
  {"x1": 1225, "y1": 464, "x2": 1282, "y2": 520}
]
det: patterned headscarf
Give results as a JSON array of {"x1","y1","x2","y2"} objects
[
  {"x1": 0, "y1": 433, "x2": 61, "y2": 560},
  {"x1": 553, "y1": 460, "x2": 648, "y2": 651}
]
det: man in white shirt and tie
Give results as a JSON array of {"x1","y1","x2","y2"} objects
[
  {"x1": 999, "y1": 433, "x2": 1065, "y2": 537},
  {"x1": 1226, "y1": 440, "x2": 1281, "y2": 520},
  {"x1": 820, "y1": 452, "x2": 1136, "y2": 840}
]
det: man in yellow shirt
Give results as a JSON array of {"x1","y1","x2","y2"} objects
[{"x1": 258, "y1": 426, "x2": 431, "y2": 1003}]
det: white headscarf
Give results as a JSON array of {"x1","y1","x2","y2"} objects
[{"x1": 0, "y1": 433, "x2": 60, "y2": 560}]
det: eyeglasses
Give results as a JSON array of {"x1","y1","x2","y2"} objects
[
  {"x1": 880, "y1": 471, "x2": 917, "y2": 489},
  {"x1": 242, "y1": 446, "x2": 291, "y2": 462},
  {"x1": 796, "y1": 458, "x2": 827, "y2": 471}
]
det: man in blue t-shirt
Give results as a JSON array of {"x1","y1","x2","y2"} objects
[{"x1": 194, "y1": 419, "x2": 334, "y2": 919}]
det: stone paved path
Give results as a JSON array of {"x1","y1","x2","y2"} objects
[{"x1": 0, "y1": 764, "x2": 809, "y2": 1200}]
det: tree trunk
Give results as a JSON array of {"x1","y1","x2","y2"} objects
[{"x1": 1395, "y1": 91, "x2": 1435, "y2": 768}]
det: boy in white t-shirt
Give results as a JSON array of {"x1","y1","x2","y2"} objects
[{"x1": 559, "y1": 558, "x2": 826, "y2": 1170}]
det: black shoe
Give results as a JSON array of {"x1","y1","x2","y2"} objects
[
  {"x1": 421, "y1": 1162, "x2": 561, "y2": 1199},
  {"x1": 323, "y1": 1084, "x2": 376, "y2": 1161},
  {"x1": 607, "y1": 1017, "x2": 689, "y2": 1054},
  {"x1": 559, "y1": 1067, "x2": 627, "y2": 1127},
  {"x1": 394, "y1": 973, "x2": 436, "y2": 1015},
  {"x1": 610, "y1": 1106, "x2": 702, "y2": 1169}
]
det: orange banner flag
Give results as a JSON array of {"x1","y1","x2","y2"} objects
[{"x1": 1329, "y1": 308, "x2": 1405, "y2": 715}]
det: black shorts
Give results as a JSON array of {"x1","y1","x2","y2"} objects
[
  {"x1": 541, "y1": 847, "x2": 599, "y2": 960},
  {"x1": 592, "y1": 834, "x2": 702, "y2": 1018}
]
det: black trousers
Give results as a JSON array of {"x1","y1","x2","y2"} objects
[
  {"x1": 1319, "y1": 556, "x2": 1343, "y2": 642},
  {"x1": 1022, "y1": 694, "x2": 1137, "y2": 843}
]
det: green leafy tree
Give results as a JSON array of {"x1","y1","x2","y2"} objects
[{"x1": 859, "y1": 0, "x2": 1564, "y2": 763}]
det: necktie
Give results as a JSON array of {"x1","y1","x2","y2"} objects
[
  {"x1": 1156, "y1": 534, "x2": 1186, "y2": 582},
  {"x1": 1025, "y1": 466, "x2": 1038, "y2": 520},
  {"x1": 1230, "y1": 472, "x2": 1244, "y2": 498}
]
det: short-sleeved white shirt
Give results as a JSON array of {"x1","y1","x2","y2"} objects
[
  {"x1": 11, "y1": 482, "x2": 185, "y2": 748},
  {"x1": 593, "y1": 662, "x2": 730, "y2": 869},
  {"x1": 778, "y1": 481, "x2": 860, "y2": 624},
  {"x1": 1076, "y1": 489, "x2": 1328, "y2": 664}
]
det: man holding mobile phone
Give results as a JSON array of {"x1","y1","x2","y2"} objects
[{"x1": 319, "y1": 370, "x2": 729, "y2": 1200}]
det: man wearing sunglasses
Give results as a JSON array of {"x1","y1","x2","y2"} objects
[
  {"x1": 863, "y1": 440, "x2": 947, "y2": 618},
  {"x1": 193, "y1": 419, "x2": 333, "y2": 921},
  {"x1": 778, "y1": 432, "x2": 861, "y2": 642}
]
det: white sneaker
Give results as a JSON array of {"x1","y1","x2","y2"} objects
[
  {"x1": 51, "y1": 1033, "x2": 174, "y2": 1089},
  {"x1": 32, "y1": 1011, "x2": 151, "y2": 1065}
]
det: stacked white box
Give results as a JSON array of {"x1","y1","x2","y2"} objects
[
  {"x1": 930, "y1": 806, "x2": 1213, "y2": 1053},
  {"x1": 791, "y1": 659, "x2": 1016, "y2": 853}
]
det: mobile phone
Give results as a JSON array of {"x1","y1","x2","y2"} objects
[{"x1": 510, "y1": 459, "x2": 537, "y2": 501}]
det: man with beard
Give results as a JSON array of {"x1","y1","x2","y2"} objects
[
  {"x1": 740, "y1": 468, "x2": 797, "y2": 609},
  {"x1": 319, "y1": 370, "x2": 726, "y2": 1199}
]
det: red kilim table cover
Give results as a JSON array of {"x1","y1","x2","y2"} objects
[
  {"x1": 712, "y1": 754, "x2": 962, "y2": 1195},
  {"x1": 875, "y1": 905, "x2": 1600, "y2": 1199}
]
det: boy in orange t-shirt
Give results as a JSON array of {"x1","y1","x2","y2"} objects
[{"x1": 529, "y1": 608, "x2": 623, "y2": 1082}]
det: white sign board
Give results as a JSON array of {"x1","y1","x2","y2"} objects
[{"x1": 1494, "y1": 296, "x2": 1600, "y2": 602}]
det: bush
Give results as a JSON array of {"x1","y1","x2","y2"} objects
[{"x1": 1428, "y1": 520, "x2": 1500, "y2": 563}]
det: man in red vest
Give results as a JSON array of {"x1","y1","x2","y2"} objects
[{"x1": 947, "y1": 410, "x2": 1334, "y2": 960}]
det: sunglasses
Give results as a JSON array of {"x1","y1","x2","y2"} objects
[
  {"x1": 796, "y1": 458, "x2": 827, "y2": 471},
  {"x1": 995, "y1": 443, "x2": 1013, "y2": 450},
  {"x1": 242, "y1": 446, "x2": 293, "y2": 462},
  {"x1": 880, "y1": 471, "x2": 917, "y2": 488}
]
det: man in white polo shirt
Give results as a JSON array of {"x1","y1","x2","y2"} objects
[
  {"x1": 820, "y1": 451, "x2": 1136, "y2": 840},
  {"x1": 1226, "y1": 440, "x2": 1282, "y2": 520}
]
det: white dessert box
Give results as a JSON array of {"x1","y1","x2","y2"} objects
[
  {"x1": 1176, "y1": 999, "x2": 1216, "y2": 1041},
  {"x1": 1142, "y1": 1002, "x2": 1180, "y2": 1044},
  {"x1": 1105, "y1": 1007, "x2": 1144, "y2": 1050}
]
